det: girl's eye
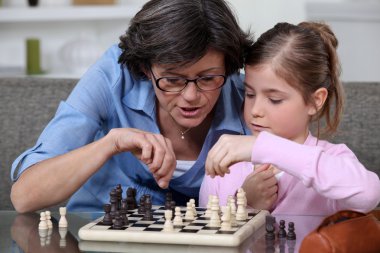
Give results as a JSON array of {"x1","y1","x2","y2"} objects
[{"x1": 270, "y1": 98, "x2": 283, "y2": 104}]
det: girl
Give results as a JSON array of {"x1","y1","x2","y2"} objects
[{"x1": 200, "y1": 22, "x2": 380, "y2": 215}]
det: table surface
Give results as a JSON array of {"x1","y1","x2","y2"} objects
[{"x1": 0, "y1": 210, "x2": 326, "y2": 253}]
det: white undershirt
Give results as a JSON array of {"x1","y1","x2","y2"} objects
[{"x1": 173, "y1": 160, "x2": 196, "y2": 178}]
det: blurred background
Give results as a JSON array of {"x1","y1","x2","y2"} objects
[{"x1": 0, "y1": 0, "x2": 379, "y2": 81}]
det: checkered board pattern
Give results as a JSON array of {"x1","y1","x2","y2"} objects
[{"x1": 79, "y1": 205, "x2": 269, "y2": 246}]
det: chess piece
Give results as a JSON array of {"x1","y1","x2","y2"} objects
[
  {"x1": 236, "y1": 188, "x2": 247, "y2": 220},
  {"x1": 102, "y1": 204, "x2": 113, "y2": 225},
  {"x1": 184, "y1": 202, "x2": 195, "y2": 220},
  {"x1": 138, "y1": 195, "x2": 146, "y2": 214},
  {"x1": 220, "y1": 205, "x2": 232, "y2": 231},
  {"x1": 115, "y1": 184, "x2": 123, "y2": 210},
  {"x1": 189, "y1": 198, "x2": 197, "y2": 217},
  {"x1": 173, "y1": 207, "x2": 183, "y2": 226},
  {"x1": 265, "y1": 215, "x2": 276, "y2": 240},
  {"x1": 59, "y1": 207, "x2": 68, "y2": 228},
  {"x1": 45, "y1": 210, "x2": 53, "y2": 229},
  {"x1": 126, "y1": 187, "x2": 137, "y2": 210},
  {"x1": 38, "y1": 212, "x2": 48, "y2": 246},
  {"x1": 163, "y1": 209, "x2": 174, "y2": 232},
  {"x1": 143, "y1": 196, "x2": 153, "y2": 221},
  {"x1": 113, "y1": 214, "x2": 124, "y2": 230},
  {"x1": 38, "y1": 211, "x2": 48, "y2": 230},
  {"x1": 204, "y1": 195, "x2": 213, "y2": 217},
  {"x1": 286, "y1": 222, "x2": 296, "y2": 240},
  {"x1": 209, "y1": 196, "x2": 221, "y2": 227},
  {"x1": 228, "y1": 197, "x2": 237, "y2": 227},
  {"x1": 278, "y1": 220, "x2": 287, "y2": 238},
  {"x1": 120, "y1": 200, "x2": 129, "y2": 225},
  {"x1": 109, "y1": 189, "x2": 118, "y2": 218}
]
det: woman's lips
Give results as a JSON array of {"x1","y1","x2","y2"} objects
[{"x1": 180, "y1": 107, "x2": 200, "y2": 117}]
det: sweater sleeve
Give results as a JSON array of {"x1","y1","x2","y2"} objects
[{"x1": 251, "y1": 131, "x2": 380, "y2": 212}]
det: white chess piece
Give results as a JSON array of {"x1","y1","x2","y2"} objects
[
  {"x1": 189, "y1": 198, "x2": 197, "y2": 217},
  {"x1": 163, "y1": 209, "x2": 174, "y2": 232},
  {"x1": 173, "y1": 207, "x2": 183, "y2": 226},
  {"x1": 38, "y1": 211, "x2": 48, "y2": 230},
  {"x1": 208, "y1": 196, "x2": 221, "y2": 227},
  {"x1": 220, "y1": 205, "x2": 232, "y2": 231},
  {"x1": 228, "y1": 197, "x2": 237, "y2": 227},
  {"x1": 59, "y1": 207, "x2": 68, "y2": 228},
  {"x1": 236, "y1": 189, "x2": 246, "y2": 221},
  {"x1": 184, "y1": 202, "x2": 195, "y2": 220},
  {"x1": 204, "y1": 195, "x2": 213, "y2": 218},
  {"x1": 45, "y1": 210, "x2": 53, "y2": 229}
]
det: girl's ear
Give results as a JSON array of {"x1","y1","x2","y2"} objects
[{"x1": 308, "y1": 87, "x2": 328, "y2": 115}]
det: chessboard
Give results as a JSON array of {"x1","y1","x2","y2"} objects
[{"x1": 78, "y1": 205, "x2": 268, "y2": 247}]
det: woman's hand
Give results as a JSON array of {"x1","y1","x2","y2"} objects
[
  {"x1": 205, "y1": 134, "x2": 256, "y2": 177},
  {"x1": 109, "y1": 128, "x2": 176, "y2": 189},
  {"x1": 242, "y1": 164, "x2": 278, "y2": 210}
]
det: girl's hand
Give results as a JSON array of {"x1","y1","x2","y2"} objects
[
  {"x1": 205, "y1": 134, "x2": 256, "y2": 177},
  {"x1": 242, "y1": 164, "x2": 278, "y2": 210},
  {"x1": 109, "y1": 128, "x2": 176, "y2": 189}
]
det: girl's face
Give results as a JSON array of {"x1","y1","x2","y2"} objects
[
  {"x1": 149, "y1": 49, "x2": 225, "y2": 130},
  {"x1": 244, "y1": 64, "x2": 317, "y2": 144}
]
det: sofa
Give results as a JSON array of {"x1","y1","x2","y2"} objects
[{"x1": 0, "y1": 77, "x2": 379, "y2": 210}]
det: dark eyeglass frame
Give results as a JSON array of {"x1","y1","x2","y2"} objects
[{"x1": 149, "y1": 68, "x2": 226, "y2": 93}]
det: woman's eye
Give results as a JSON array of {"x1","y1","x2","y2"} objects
[{"x1": 245, "y1": 93, "x2": 255, "y2": 98}]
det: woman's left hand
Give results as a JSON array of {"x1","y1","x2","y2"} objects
[{"x1": 205, "y1": 134, "x2": 256, "y2": 177}]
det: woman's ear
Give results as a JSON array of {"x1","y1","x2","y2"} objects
[{"x1": 308, "y1": 87, "x2": 328, "y2": 115}]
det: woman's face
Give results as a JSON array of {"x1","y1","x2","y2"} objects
[{"x1": 149, "y1": 49, "x2": 225, "y2": 129}]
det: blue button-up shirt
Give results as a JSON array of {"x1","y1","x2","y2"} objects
[{"x1": 11, "y1": 45, "x2": 248, "y2": 211}]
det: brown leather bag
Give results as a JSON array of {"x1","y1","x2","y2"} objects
[{"x1": 299, "y1": 210, "x2": 380, "y2": 253}]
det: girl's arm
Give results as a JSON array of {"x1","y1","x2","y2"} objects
[{"x1": 252, "y1": 131, "x2": 380, "y2": 212}]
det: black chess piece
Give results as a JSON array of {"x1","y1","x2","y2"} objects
[
  {"x1": 126, "y1": 187, "x2": 137, "y2": 210},
  {"x1": 138, "y1": 195, "x2": 146, "y2": 214},
  {"x1": 143, "y1": 195, "x2": 153, "y2": 221},
  {"x1": 120, "y1": 200, "x2": 129, "y2": 225},
  {"x1": 265, "y1": 215, "x2": 276, "y2": 240},
  {"x1": 112, "y1": 214, "x2": 124, "y2": 230},
  {"x1": 109, "y1": 189, "x2": 118, "y2": 218},
  {"x1": 286, "y1": 222, "x2": 296, "y2": 240},
  {"x1": 278, "y1": 220, "x2": 287, "y2": 238},
  {"x1": 115, "y1": 184, "x2": 123, "y2": 210},
  {"x1": 287, "y1": 238, "x2": 296, "y2": 253},
  {"x1": 102, "y1": 204, "x2": 113, "y2": 225}
]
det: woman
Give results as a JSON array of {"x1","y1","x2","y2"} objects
[{"x1": 10, "y1": 0, "x2": 252, "y2": 213}]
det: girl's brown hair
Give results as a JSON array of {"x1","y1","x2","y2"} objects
[{"x1": 245, "y1": 22, "x2": 344, "y2": 138}]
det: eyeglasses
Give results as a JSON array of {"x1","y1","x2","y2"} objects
[{"x1": 150, "y1": 68, "x2": 226, "y2": 92}]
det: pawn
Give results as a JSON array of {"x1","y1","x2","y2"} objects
[
  {"x1": 38, "y1": 211, "x2": 48, "y2": 230},
  {"x1": 173, "y1": 207, "x2": 183, "y2": 226},
  {"x1": 163, "y1": 209, "x2": 174, "y2": 232},
  {"x1": 45, "y1": 210, "x2": 53, "y2": 229},
  {"x1": 220, "y1": 206, "x2": 232, "y2": 231},
  {"x1": 189, "y1": 198, "x2": 197, "y2": 217},
  {"x1": 59, "y1": 207, "x2": 68, "y2": 228},
  {"x1": 278, "y1": 220, "x2": 287, "y2": 238},
  {"x1": 184, "y1": 202, "x2": 195, "y2": 220},
  {"x1": 286, "y1": 222, "x2": 296, "y2": 240}
]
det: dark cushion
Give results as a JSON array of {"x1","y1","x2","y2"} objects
[
  {"x1": 0, "y1": 79, "x2": 378, "y2": 210},
  {"x1": 0, "y1": 77, "x2": 77, "y2": 210}
]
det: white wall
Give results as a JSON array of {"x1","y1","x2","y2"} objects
[
  {"x1": 1, "y1": 0, "x2": 379, "y2": 81},
  {"x1": 227, "y1": 0, "x2": 380, "y2": 82}
]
